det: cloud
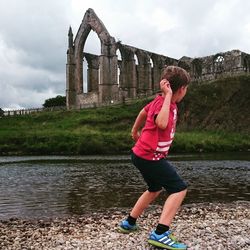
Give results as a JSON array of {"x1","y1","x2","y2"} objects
[
  {"x1": 0, "y1": 0, "x2": 70, "y2": 109},
  {"x1": 0, "y1": 0, "x2": 250, "y2": 109}
]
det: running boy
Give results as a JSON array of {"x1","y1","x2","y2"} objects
[{"x1": 119, "y1": 66, "x2": 191, "y2": 249}]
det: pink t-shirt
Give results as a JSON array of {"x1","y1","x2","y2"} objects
[{"x1": 132, "y1": 95, "x2": 177, "y2": 161}]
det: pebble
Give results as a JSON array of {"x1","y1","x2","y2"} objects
[{"x1": 0, "y1": 201, "x2": 249, "y2": 250}]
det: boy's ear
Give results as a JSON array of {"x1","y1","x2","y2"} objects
[
  {"x1": 180, "y1": 85, "x2": 188, "y2": 91},
  {"x1": 177, "y1": 86, "x2": 184, "y2": 93}
]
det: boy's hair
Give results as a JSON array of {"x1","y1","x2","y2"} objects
[{"x1": 161, "y1": 66, "x2": 191, "y2": 93}]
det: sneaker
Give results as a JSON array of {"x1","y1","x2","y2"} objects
[
  {"x1": 148, "y1": 230, "x2": 187, "y2": 249},
  {"x1": 118, "y1": 220, "x2": 138, "y2": 233}
]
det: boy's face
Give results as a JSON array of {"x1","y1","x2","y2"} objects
[{"x1": 176, "y1": 85, "x2": 188, "y2": 103}]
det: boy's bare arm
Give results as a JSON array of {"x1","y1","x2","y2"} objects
[
  {"x1": 131, "y1": 109, "x2": 147, "y2": 141},
  {"x1": 155, "y1": 79, "x2": 172, "y2": 130}
]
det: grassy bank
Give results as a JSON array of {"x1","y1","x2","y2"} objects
[
  {"x1": 0, "y1": 105, "x2": 249, "y2": 156},
  {"x1": 0, "y1": 101, "x2": 142, "y2": 155},
  {"x1": 0, "y1": 75, "x2": 249, "y2": 156}
]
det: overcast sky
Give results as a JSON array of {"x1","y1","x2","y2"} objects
[{"x1": 0, "y1": 0, "x2": 250, "y2": 110}]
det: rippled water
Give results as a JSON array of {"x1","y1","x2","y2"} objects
[{"x1": 0, "y1": 154, "x2": 249, "y2": 219}]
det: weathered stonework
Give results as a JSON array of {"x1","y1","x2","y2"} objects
[
  {"x1": 66, "y1": 8, "x2": 250, "y2": 109},
  {"x1": 183, "y1": 50, "x2": 250, "y2": 82}
]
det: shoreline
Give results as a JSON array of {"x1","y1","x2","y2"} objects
[{"x1": 1, "y1": 201, "x2": 249, "y2": 250}]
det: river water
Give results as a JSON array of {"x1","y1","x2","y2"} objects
[{"x1": 0, "y1": 153, "x2": 249, "y2": 219}]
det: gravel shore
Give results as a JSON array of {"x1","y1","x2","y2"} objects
[{"x1": 0, "y1": 201, "x2": 249, "y2": 250}]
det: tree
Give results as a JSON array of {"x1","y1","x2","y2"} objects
[
  {"x1": 0, "y1": 108, "x2": 4, "y2": 117},
  {"x1": 43, "y1": 95, "x2": 66, "y2": 108}
]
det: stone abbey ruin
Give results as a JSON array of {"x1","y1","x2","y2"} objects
[{"x1": 66, "y1": 8, "x2": 250, "y2": 109}]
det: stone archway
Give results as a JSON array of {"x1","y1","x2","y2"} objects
[
  {"x1": 116, "y1": 44, "x2": 137, "y2": 99},
  {"x1": 66, "y1": 8, "x2": 118, "y2": 108},
  {"x1": 191, "y1": 58, "x2": 202, "y2": 79},
  {"x1": 213, "y1": 54, "x2": 225, "y2": 73}
]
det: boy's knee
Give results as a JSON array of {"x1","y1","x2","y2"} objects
[
  {"x1": 178, "y1": 188, "x2": 187, "y2": 198},
  {"x1": 179, "y1": 181, "x2": 188, "y2": 193},
  {"x1": 179, "y1": 186, "x2": 188, "y2": 194},
  {"x1": 168, "y1": 186, "x2": 187, "y2": 195},
  {"x1": 147, "y1": 189, "x2": 162, "y2": 198},
  {"x1": 182, "y1": 188, "x2": 187, "y2": 195}
]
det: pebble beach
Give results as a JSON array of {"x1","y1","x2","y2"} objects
[{"x1": 0, "y1": 201, "x2": 249, "y2": 250}]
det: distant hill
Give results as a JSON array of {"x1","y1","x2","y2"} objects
[{"x1": 178, "y1": 74, "x2": 250, "y2": 133}]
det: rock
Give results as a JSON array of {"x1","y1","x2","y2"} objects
[{"x1": 0, "y1": 201, "x2": 249, "y2": 249}]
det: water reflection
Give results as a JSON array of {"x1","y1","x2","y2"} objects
[{"x1": 0, "y1": 155, "x2": 249, "y2": 219}]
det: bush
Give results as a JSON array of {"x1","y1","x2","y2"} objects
[{"x1": 43, "y1": 95, "x2": 66, "y2": 108}]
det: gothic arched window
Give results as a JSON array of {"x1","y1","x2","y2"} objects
[{"x1": 214, "y1": 55, "x2": 225, "y2": 73}]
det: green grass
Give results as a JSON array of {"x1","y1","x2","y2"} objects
[
  {"x1": 0, "y1": 99, "x2": 148, "y2": 155},
  {"x1": 0, "y1": 75, "x2": 249, "y2": 155},
  {"x1": 172, "y1": 131, "x2": 250, "y2": 153},
  {"x1": 0, "y1": 108, "x2": 249, "y2": 155}
]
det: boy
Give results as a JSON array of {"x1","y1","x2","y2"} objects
[{"x1": 119, "y1": 66, "x2": 191, "y2": 249}]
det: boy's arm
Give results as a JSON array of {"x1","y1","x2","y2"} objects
[
  {"x1": 131, "y1": 108, "x2": 147, "y2": 141},
  {"x1": 155, "y1": 79, "x2": 172, "y2": 130}
]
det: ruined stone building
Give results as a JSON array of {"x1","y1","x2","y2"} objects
[{"x1": 66, "y1": 8, "x2": 250, "y2": 109}]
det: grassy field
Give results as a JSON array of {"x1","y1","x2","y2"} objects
[
  {"x1": 0, "y1": 100, "x2": 143, "y2": 155},
  {"x1": 0, "y1": 103, "x2": 249, "y2": 156},
  {"x1": 0, "y1": 75, "x2": 249, "y2": 156}
]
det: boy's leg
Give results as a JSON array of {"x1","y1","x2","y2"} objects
[
  {"x1": 148, "y1": 189, "x2": 188, "y2": 249},
  {"x1": 130, "y1": 190, "x2": 162, "y2": 218},
  {"x1": 159, "y1": 188, "x2": 187, "y2": 226},
  {"x1": 119, "y1": 190, "x2": 161, "y2": 233},
  {"x1": 147, "y1": 159, "x2": 188, "y2": 249}
]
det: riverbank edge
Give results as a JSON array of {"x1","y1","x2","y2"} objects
[{"x1": 1, "y1": 201, "x2": 249, "y2": 250}]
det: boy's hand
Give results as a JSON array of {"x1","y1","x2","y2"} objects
[{"x1": 160, "y1": 79, "x2": 172, "y2": 96}]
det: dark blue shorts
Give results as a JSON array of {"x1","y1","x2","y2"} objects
[{"x1": 131, "y1": 152, "x2": 187, "y2": 194}]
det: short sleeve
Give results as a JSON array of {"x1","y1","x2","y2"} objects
[
  {"x1": 143, "y1": 101, "x2": 152, "y2": 113},
  {"x1": 144, "y1": 96, "x2": 163, "y2": 121},
  {"x1": 153, "y1": 97, "x2": 163, "y2": 116}
]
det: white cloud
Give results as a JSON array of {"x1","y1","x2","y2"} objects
[
  {"x1": 0, "y1": 0, "x2": 250, "y2": 109},
  {"x1": 150, "y1": 8, "x2": 178, "y2": 33}
]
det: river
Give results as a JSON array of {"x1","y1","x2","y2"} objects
[{"x1": 0, "y1": 153, "x2": 249, "y2": 219}]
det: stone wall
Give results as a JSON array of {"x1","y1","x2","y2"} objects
[
  {"x1": 66, "y1": 8, "x2": 250, "y2": 109},
  {"x1": 182, "y1": 50, "x2": 250, "y2": 82}
]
